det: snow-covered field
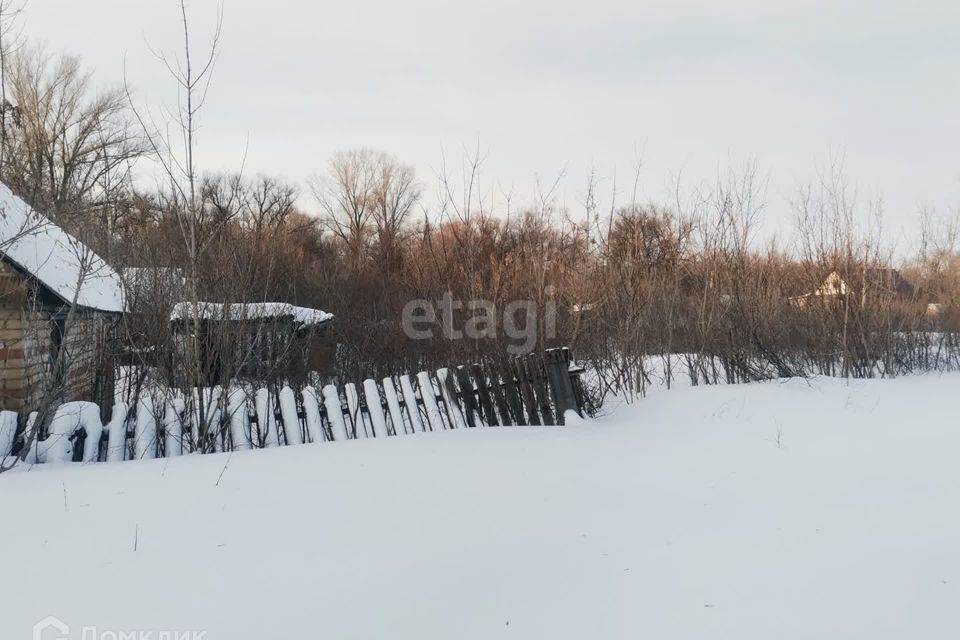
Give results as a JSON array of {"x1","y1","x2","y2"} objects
[{"x1": 2, "y1": 374, "x2": 959, "y2": 639}]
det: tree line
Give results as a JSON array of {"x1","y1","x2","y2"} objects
[{"x1": 0, "y1": 1, "x2": 957, "y2": 411}]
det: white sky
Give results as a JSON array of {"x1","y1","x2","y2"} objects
[{"x1": 23, "y1": 0, "x2": 960, "y2": 238}]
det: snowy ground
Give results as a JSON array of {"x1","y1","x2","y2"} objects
[{"x1": 2, "y1": 374, "x2": 959, "y2": 639}]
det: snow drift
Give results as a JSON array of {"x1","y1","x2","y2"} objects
[{"x1": 0, "y1": 374, "x2": 958, "y2": 639}]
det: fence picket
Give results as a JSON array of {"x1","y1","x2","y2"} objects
[
  {"x1": 279, "y1": 386, "x2": 303, "y2": 445},
  {"x1": 134, "y1": 396, "x2": 158, "y2": 459},
  {"x1": 255, "y1": 388, "x2": 279, "y2": 448},
  {"x1": 455, "y1": 366, "x2": 480, "y2": 427},
  {"x1": 301, "y1": 386, "x2": 324, "y2": 443},
  {"x1": 322, "y1": 384, "x2": 348, "y2": 441},
  {"x1": 470, "y1": 363, "x2": 498, "y2": 426},
  {"x1": 363, "y1": 379, "x2": 389, "y2": 438},
  {"x1": 512, "y1": 359, "x2": 541, "y2": 425},
  {"x1": 437, "y1": 368, "x2": 467, "y2": 429},
  {"x1": 104, "y1": 403, "x2": 129, "y2": 462},
  {"x1": 496, "y1": 365, "x2": 525, "y2": 426},
  {"x1": 192, "y1": 387, "x2": 224, "y2": 452},
  {"x1": 344, "y1": 383, "x2": 366, "y2": 439},
  {"x1": 399, "y1": 374, "x2": 426, "y2": 433},
  {"x1": 382, "y1": 378, "x2": 406, "y2": 436},
  {"x1": 527, "y1": 354, "x2": 555, "y2": 425},
  {"x1": 0, "y1": 411, "x2": 15, "y2": 459},
  {"x1": 214, "y1": 389, "x2": 228, "y2": 453},
  {"x1": 163, "y1": 398, "x2": 185, "y2": 457},
  {"x1": 227, "y1": 389, "x2": 252, "y2": 451},
  {"x1": 417, "y1": 371, "x2": 446, "y2": 432}
]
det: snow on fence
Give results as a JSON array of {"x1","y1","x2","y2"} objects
[{"x1": 1, "y1": 348, "x2": 587, "y2": 464}]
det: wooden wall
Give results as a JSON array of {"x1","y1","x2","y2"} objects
[{"x1": 0, "y1": 261, "x2": 115, "y2": 415}]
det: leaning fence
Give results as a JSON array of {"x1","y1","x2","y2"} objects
[{"x1": 0, "y1": 348, "x2": 589, "y2": 465}]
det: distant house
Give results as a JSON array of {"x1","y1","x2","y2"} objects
[
  {"x1": 790, "y1": 269, "x2": 926, "y2": 311},
  {"x1": 926, "y1": 302, "x2": 945, "y2": 317},
  {"x1": 169, "y1": 302, "x2": 334, "y2": 385},
  {"x1": 0, "y1": 183, "x2": 125, "y2": 416}
]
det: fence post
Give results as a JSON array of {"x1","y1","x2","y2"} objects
[
  {"x1": 544, "y1": 348, "x2": 582, "y2": 424},
  {"x1": 564, "y1": 347, "x2": 590, "y2": 417}
]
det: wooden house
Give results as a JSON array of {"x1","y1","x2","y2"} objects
[
  {"x1": 790, "y1": 269, "x2": 923, "y2": 310},
  {"x1": 0, "y1": 183, "x2": 125, "y2": 417},
  {"x1": 169, "y1": 302, "x2": 334, "y2": 386}
]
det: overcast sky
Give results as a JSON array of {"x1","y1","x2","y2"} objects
[{"x1": 23, "y1": 0, "x2": 960, "y2": 237}]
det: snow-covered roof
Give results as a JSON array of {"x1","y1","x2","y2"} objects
[
  {"x1": 170, "y1": 302, "x2": 333, "y2": 326},
  {"x1": 0, "y1": 182, "x2": 125, "y2": 312}
]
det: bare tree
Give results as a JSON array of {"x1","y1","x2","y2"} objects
[
  {"x1": 0, "y1": 0, "x2": 25, "y2": 170},
  {"x1": 126, "y1": 0, "x2": 227, "y2": 451},
  {"x1": 371, "y1": 153, "x2": 420, "y2": 271},
  {"x1": 310, "y1": 149, "x2": 380, "y2": 271},
  {"x1": 2, "y1": 44, "x2": 144, "y2": 231}
]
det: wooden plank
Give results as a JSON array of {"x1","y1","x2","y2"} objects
[
  {"x1": 363, "y1": 379, "x2": 389, "y2": 438},
  {"x1": 316, "y1": 389, "x2": 333, "y2": 441},
  {"x1": 301, "y1": 386, "x2": 325, "y2": 443},
  {"x1": 104, "y1": 402, "x2": 129, "y2": 461},
  {"x1": 471, "y1": 363, "x2": 499, "y2": 426},
  {"x1": 382, "y1": 377, "x2": 407, "y2": 436},
  {"x1": 498, "y1": 363, "x2": 526, "y2": 426},
  {"x1": 226, "y1": 388, "x2": 252, "y2": 451},
  {"x1": 294, "y1": 389, "x2": 309, "y2": 442},
  {"x1": 398, "y1": 374, "x2": 425, "y2": 433},
  {"x1": 356, "y1": 385, "x2": 371, "y2": 437},
  {"x1": 215, "y1": 388, "x2": 229, "y2": 453},
  {"x1": 527, "y1": 353, "x2": 555, "y2": 425},
  {"x1": 454, "y1": 366, "x2": 480, "y2": 427},
  {"x1": 163, "y1": 398, "x2": 185, "y2": 457},
  {"x1": 436, "y1": 368, "x2": 467, "y2": 429},
  {"x1": 485, "y1": 363, "x2": 514, "y2": 426},
  {"x1": 322, "y1": 384, "x2": 348, "y2": 441},
  {"x1": 512, "y1": 357, "x2": 541, "y2": 425},
  {"x1": 344, "y1": 382, "x2": 366, "y2": 439},
  {"x1": 254, "y1": 388, "x2": 279, "y2": 448},
  {"x1": 416, "y1": 371, "x2": 446, "y2": 432},
  {"x1": 133, "y1": 396, "x2": 158, "y2": 459},
  {"x1": 279, "y1": 386, "x2": 303, "y2": 445}
]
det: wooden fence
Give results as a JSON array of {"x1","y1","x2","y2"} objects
[{"x1": 1, "y1": 348, "x2": 589, "y2": 464}]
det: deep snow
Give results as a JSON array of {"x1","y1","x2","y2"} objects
[{"x1": 2, "y1": 374, "x2": 959, "y2": 639}]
